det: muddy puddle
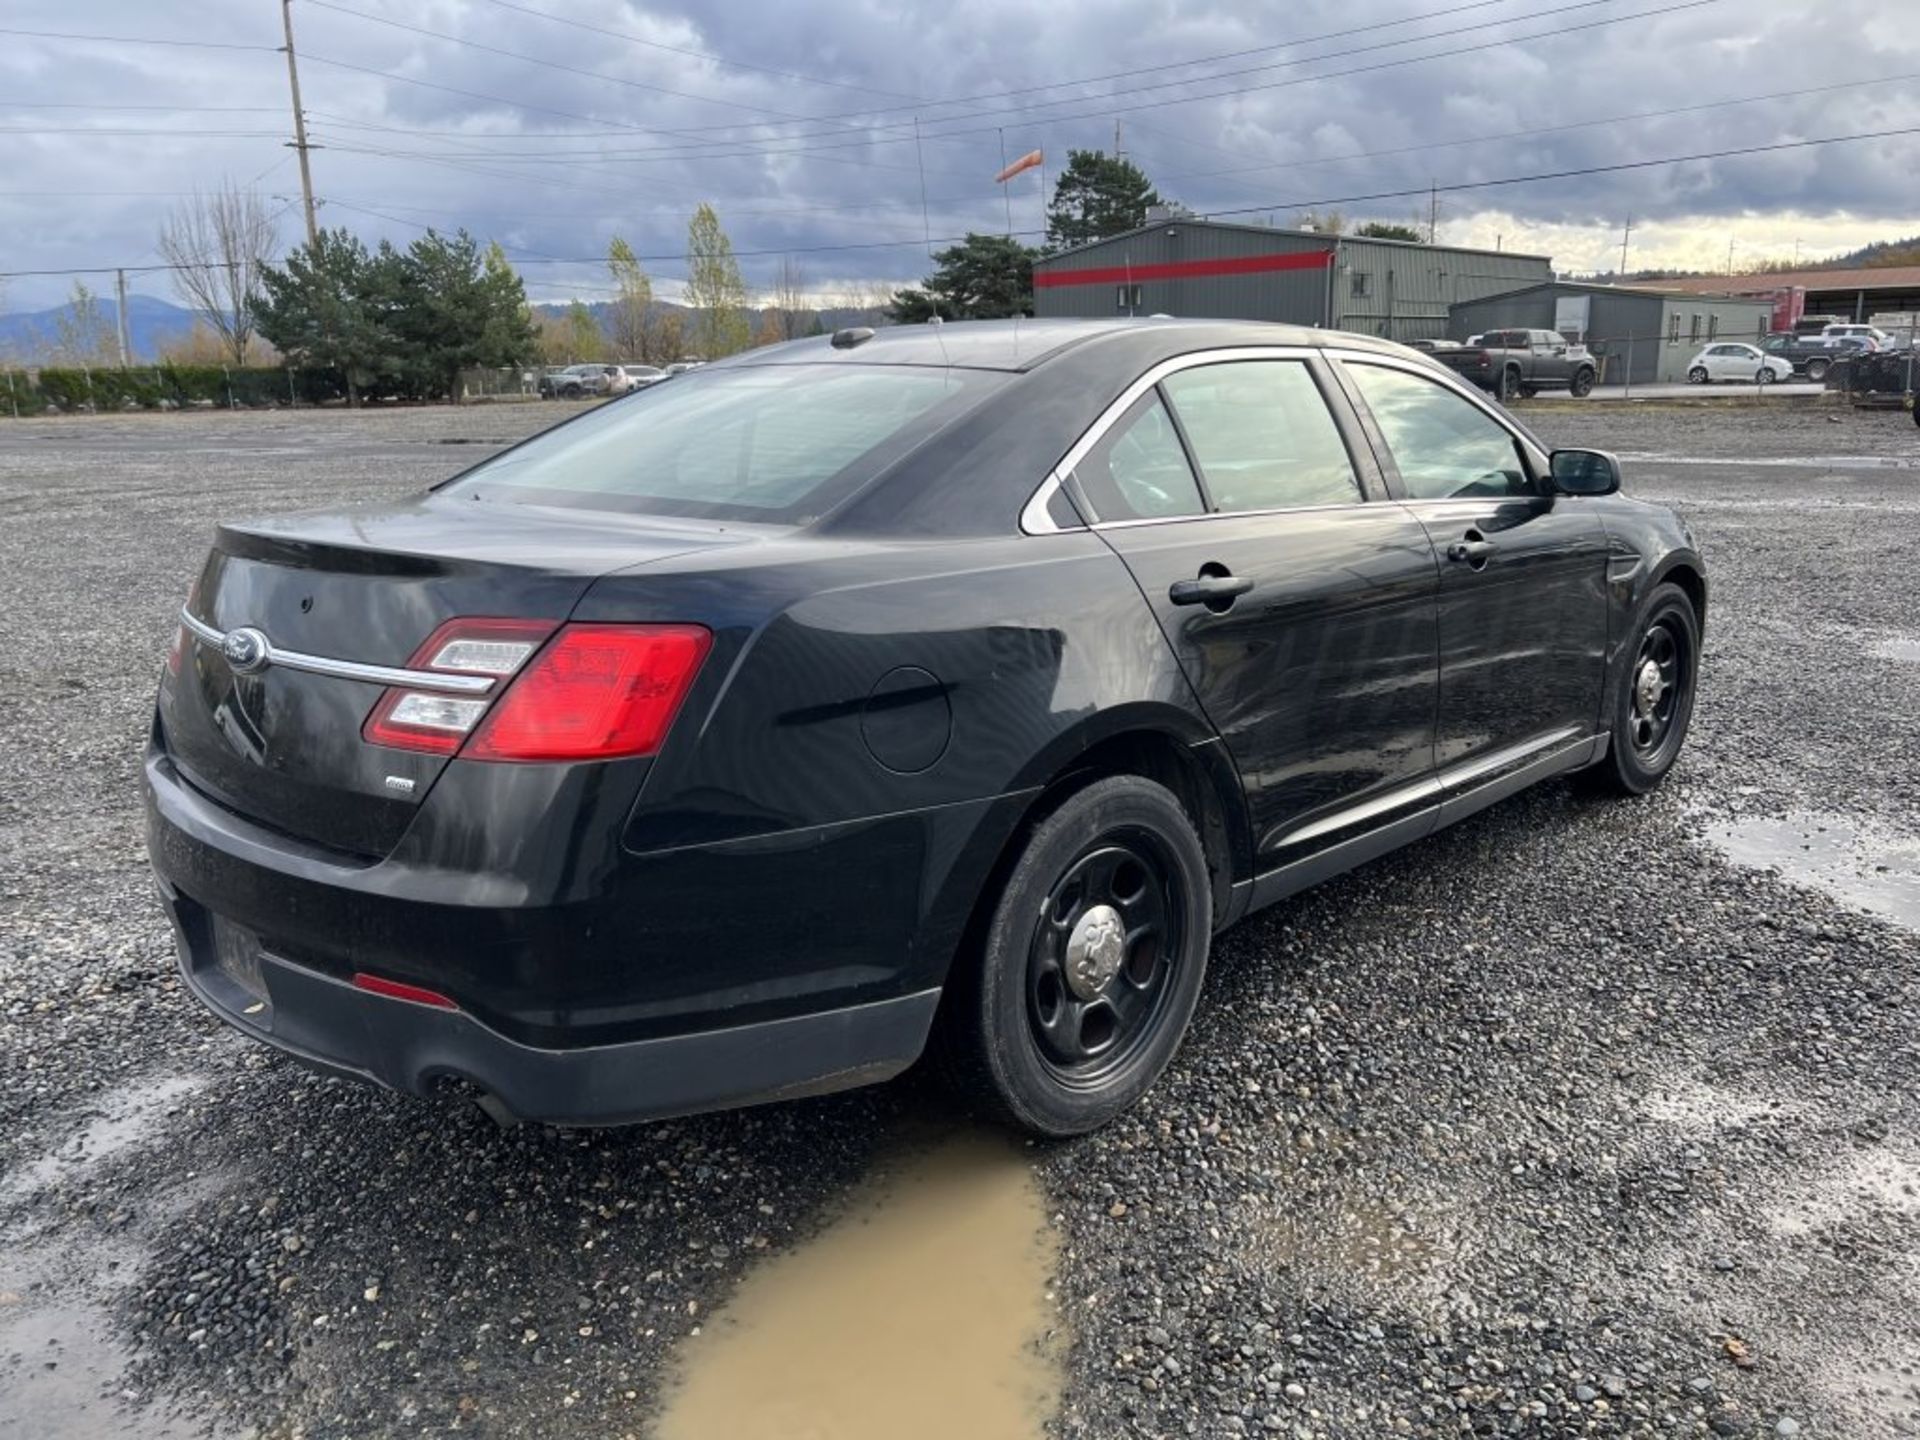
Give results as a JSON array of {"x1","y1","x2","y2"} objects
[
  {"x1": 651, "y1": 1130, "x2": 1062, "y2": 1440},
  {"x1": 0, "y1": 1074, "x2": 225, "y2": 1439},
  {"x1": 1700, "y1": 810, "x2": 1920, "y2": 932}
]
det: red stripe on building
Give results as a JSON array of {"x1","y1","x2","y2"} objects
[{"x1": 1033, "y1": 249, "x2": 1335, "y2": 289}]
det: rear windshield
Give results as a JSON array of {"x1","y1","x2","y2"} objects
[{"x1": 445, "y1": 362, "x2": 998, "y2": 523}]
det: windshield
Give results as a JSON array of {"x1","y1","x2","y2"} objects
[{"x1": 447, "y1": 362, "x2": 999, "y2": 522}]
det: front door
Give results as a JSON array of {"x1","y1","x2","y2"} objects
[
  {"x1": 1066, "y1": 354, "x2": 1441, "y2": 868},
  {"x1": 1336, "y1": 358, "x2": 1610, "y2": 778}
]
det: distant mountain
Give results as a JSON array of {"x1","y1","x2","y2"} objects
[{"x1": 0, "y1": 293, "x2": 200, "y2": 364}]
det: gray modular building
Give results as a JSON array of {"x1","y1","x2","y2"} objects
[
  {"x1": 1446, "y1": 281, "x2": 1775, "y2": 386},
  {"x1": 1031, "y1": 216, "x2": 1552, "y2": 343}
]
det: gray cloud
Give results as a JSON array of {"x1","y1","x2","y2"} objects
[{"x1": 2, "y1": 0, "x2": 1916, "y2": 311}]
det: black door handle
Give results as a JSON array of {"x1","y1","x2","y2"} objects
[
  {"x1": 1168, "y1": 572, "x2": 1255, "y2": 609},
  {"x1": 1445, "y1": 532, "x2": 1497, "y2": 568}
]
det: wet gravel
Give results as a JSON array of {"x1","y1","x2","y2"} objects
[{"x1": 3, "y1": 397, "x2": 1920, "y2": 1438}]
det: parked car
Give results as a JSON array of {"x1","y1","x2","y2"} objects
[
  {"x1": 539, "y1": 364, "x2": 616, "y2": 399},
  {"x1": 610, "y1": 364, "x2": 666, "y2": 395},
  {"x1": 1686, "y1": 343, "x2": 1793, "y2": 385},
  {"x1": 1429, "y1": 329, "x2": 1597, "y2": 400},
  {"x1": 146, "y1": 319, "x2": 1703, "y2": 1137},
  {"x1": 1820, "y1": 323, "x2": 1894, "y2": 349},
  {"x1": 1761, "y1": 332, "x2": 1846, "y2": 380},
  {"x1": 663, "y1": 360, "x2": 705, "y2": 377}
]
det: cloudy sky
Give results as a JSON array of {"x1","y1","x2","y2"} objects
[{"x1": 3, "y1": 0, "x2": 1917, "y2": 313}]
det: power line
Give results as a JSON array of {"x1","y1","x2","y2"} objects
[
  {"x1": 301, "y1": 0, "x2": 1720, "y2": 171},
  {"x1": 0, "y1": 26, "x2": 275, "y2": 52}
]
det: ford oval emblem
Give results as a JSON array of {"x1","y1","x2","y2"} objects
[{"x1": 222, "y1": 627, "x2": 271, "y2": 675}]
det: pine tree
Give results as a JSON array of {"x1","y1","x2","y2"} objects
[{"x1": 1045, "y1": 150, "x2": 1163, "y2": 252}]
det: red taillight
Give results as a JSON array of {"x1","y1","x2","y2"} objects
[
  {"x1": 352, "y1": 972, "x2": 458, "y2": 1009},
  {"x1": 362, "y1": 618, "x2": 710, "y2": 763},
  {"x1": 363, "y1": 617, "x2": 559, "y2": 754},
  {"x1": 465, "y1": 624, "x2": 711, "y2": 762}
]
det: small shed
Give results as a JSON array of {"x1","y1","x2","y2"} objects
[{"x1": 1447, "y1": 282, "x2": 1775, "y2": 386}]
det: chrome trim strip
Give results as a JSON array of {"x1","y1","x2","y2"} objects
[
  {"x1": 1270, "y1": 723, "x2": 1593, "y2": 851},
  {"x1": 1017, "y1": 343, "x2": 1325, "y2": 536},
  {"x1": 178, "y1": 609, "x2": 497, "y2": 694},
  {"x1": 1277, "y1": 774, "x2": 1444, "y2": 849},
  {"x1": 1019, "y1": 471, "x2": 1073, "y2": 535},
  {"x1": 1435, "y1": 724, "x2": 1587, "y2": 794}
]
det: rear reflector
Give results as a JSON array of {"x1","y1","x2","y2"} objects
[
  {"x1": 351, "y1": 972, "x2": 459, "y2": 1009},
  {"x1": 465, "y1": 624, "x2": 711, "y2": 763}
]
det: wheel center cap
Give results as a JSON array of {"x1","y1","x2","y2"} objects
[
  {"x1": 1633, "y1": 659, "x2": 1664, "y2": 717},
  {"x1": 1065, "y1": 904, "x2": 1126, "y2": 1001}
]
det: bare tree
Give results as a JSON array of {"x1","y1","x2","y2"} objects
[
  {"x1": 157, "y1": 182, "x2": 278, "y2": 366},
  {"x1": 768, "y1": 257, "x2": 813, "y2": 341}
]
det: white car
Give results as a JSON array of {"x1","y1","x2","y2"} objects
[
  {"x1": 1820, "y1": 323, "x2": 1892, "y2": 349},
  {"x1": 1686, "y1": 343, "x2": 1793, "y2": 385},
  {"x1": 607, "y1": 364, "x2": 666, "y2": 396}
]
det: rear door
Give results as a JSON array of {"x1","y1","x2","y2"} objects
[
  {"x1": 1333, "y1": 356, "x2": 1609, "y2": 779},
  {"x1": 1067, "y1": 349, "x2": 1442, "y2": 869}
]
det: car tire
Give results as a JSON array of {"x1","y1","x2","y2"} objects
[
  {"x1": 1495, "y1": 367, "x2": 1522, "y2": 403},
  {"x1": 938, "y1": 774, "x2": 1212, "y2": 1137},
  {"x1": 1569, "y1": 367, "x2": 1595, "y2": 397},
  {"x1": 1806, "y1": 358, "x2": 1830, "y2": 382},
  {"x1": 1755, "y1": 368, "x2": 1776, "y2": 385},
  {"x1": 1578, "y1": 581, "x2": 1699, "y2": 797},
  {"x1": 561, "y1": 384, "x2": 581, "y2": 399},
  {"x1": 1687, "y1": 366, "x2": 1709, "y2": 384}
]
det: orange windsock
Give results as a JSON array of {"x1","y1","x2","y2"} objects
[{"x1": 994, "y1": 149, "x2": 1043, "y2": 183}]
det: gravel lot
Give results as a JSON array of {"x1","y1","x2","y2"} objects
[{"x1": 2, "y1": 396, "x2": 1919, "y2": 1439}]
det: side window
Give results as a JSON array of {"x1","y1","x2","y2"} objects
[
  {"x1": 1668, "y1": 315, "x2": 1681, "y2": 344},
  {"x1": 1071, "y1": 391, "x2": 1205, "y2": 522},
  {"x1": 1160, "y1": 361, "x2": 1361, "y2": 512},
  {"x1": 1351, "y1": 272, "x2": 1372, "y2": 299},
  {"x1": 1345, "y1": 364, "x2": 1533, "y2": 501}
]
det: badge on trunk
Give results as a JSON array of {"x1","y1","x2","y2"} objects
[{"x1": 222, "y1": 626, "x2": 270, "y2": 674}]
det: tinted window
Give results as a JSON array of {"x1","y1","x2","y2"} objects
[
  {"x1": 1346, "y1": 364, "x2": 1532, "y2": 500},
  {"x1": 1161, "y1": 362, "x2": 1361, "y2": 512},
  {"x1": 448, "y1": 363, "x2": 995, "y2": 522},
  {"x1": 1072, "y1": 391, "x2": 1205, "y2": 522}
]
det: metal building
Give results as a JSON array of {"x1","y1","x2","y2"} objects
[
  {"x1": 1031, "y1": 215, "x2": 1552, "y2": 343},
  {"x1": 1446, "y1": 281, "x2": 1775, "y2": 386}
]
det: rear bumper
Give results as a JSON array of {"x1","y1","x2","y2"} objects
[
  {"x1": 159, "y1": 879, "x2": 938, "y2": 1124},
  {"x1": 143, "y1": 739, "x2": 1004, "y2": 1124}
]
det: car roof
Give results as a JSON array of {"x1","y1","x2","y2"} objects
[{"x1": 711, "y1": 317, "x2": 1412, "y2": 375}]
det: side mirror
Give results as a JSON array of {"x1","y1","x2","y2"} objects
[{"x1": 1548, "y1": 448, "x2": 1621, "y2": 496}]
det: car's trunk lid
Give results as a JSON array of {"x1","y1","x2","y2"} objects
[{"x1": 160, "y1": 495, "x2": 746, "y2": 857}]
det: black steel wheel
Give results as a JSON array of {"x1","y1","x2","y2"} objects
[
  {"x1": 1569, "y1": 367, "x2": 1595, "y2": 398},
  {"x1": 1026, "y1": 832, "x2": 1184, "y2": 1086},
  {"x1": 938, "y1": 774, "x2": 1212, "y2": 1136},
  {"x1": 1579, "y1": 581, "x2": 1699, "y2": 796}
]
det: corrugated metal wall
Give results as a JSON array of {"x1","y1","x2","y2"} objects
[
  {"x1": 1031, "y1": 221, "x2": 1549, "y2": 340},
  {"x1": 1331, "y1": 238, "x2": 1550, "y2": 342}
]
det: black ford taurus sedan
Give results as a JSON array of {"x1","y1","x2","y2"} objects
[{"x1": 145, "y1": 319, "x2": 1703, "y2": 1136}]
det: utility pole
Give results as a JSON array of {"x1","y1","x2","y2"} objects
[
  {"x1": 1113, "y1": 118, "x2": 1123, "y2": 159},
  {"x1": 997, "y1": 129, "x2": 1013, "y2": 237},
  {"x1": 113, "y1": 268, "x2": 132, "y2": 368},
  {"x1": 280, "y1": 0, "x2": 320, "y2": 246},
  {"x1": 1726, "y1": 235, "x2": 1736, "y2": 276},
  {"x1": 913, "y1": 116, "x2": 932, "y2": 259},
  {"x1": 1427, "y1": 182, "x2": 1438, "y2": 244},
  {"x1": 1619, "y1": 213, "x2": 1633, "y2": 278}
]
